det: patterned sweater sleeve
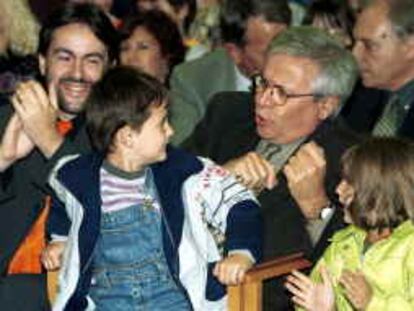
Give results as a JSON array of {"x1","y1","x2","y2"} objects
[{"x1": 187, "y1": 157, "x2": 263, "y2": 262}]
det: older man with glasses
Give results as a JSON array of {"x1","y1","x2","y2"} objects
[{"x1": 184, "y1": 26, "x2": 360, "y2": 310}]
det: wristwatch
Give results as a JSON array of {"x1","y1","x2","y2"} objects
[{"x1": 320, "y1": 201, "x2": 334, "y2": 220}]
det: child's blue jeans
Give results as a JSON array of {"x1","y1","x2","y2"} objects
[{"x1": 89, "y1": 204, "x2": 191, "y2": 310}]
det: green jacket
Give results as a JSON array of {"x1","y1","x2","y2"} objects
[
  {"x1": 169, "y1": 48, "x2": 238, "y2": 145},
  {"x1": 307, "y1": 221, "x2": 414, "y2": 310}
]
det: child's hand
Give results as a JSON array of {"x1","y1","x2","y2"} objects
[
  {"x1": 285, "y1": 265, "x2": 335, "y2": 311},
  {"x1": 339, "y1": 270, "x2": 372, "y2": 310},
  {"x1": 41, "y1": 241, "x2": 65, "y2": 271},
  {"x1": 213, "y1": 253, "x2": 253, "y2": 285}
]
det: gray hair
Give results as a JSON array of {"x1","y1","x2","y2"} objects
[{"x1": 267, "y1": 26, "x2": 358, "y2": 109}]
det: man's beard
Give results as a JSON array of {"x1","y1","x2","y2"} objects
[{"x1": 56, "y1": 76, "x2": 93, "y2": 116}]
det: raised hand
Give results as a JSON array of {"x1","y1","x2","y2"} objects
[
  {"x1": 12, "y1": 80, "x2": 63, "y2": 158},
  {"x1": 223, "y1": 151, "x2": 277, "y2": 193},
  {"x1": 0, "y1": 113, "x2": 35, "y2": 171},
  {"x1": 283, "y1": 141, "x2": 329, "y2": 219},
  {"x1": 285, "y1": 265, "x2": 335, "y2": 311}
]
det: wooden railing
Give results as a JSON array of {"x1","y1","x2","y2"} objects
[
  {"x1": 48, "y1": 253, "x2": 311, "y2": 310},
  {"x1": 228, "y1": 253, "x2": 311, "y2": 311}
]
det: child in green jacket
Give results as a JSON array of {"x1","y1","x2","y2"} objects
[{"x1": 286, "y1": 137, "x2": 414, "y2": 311}]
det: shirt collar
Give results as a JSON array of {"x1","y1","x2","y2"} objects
[
  {"x1": 393, "y1": 79, "x2": 414, "y2": 110},
  {"x1": 102, "y1": 160, "x2": 148, "y2": 181},
  {"x1": 234, "y1": 63, "x2": 251, "y2": 92}
]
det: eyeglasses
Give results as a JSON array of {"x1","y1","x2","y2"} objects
[{"x1": 253, "y1": 74, "x2": 318, "y2": 106}]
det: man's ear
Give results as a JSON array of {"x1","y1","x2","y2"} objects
[
  {"x1": 38, "y1": 54, "x2": 46, "y2": 76},
  {"x1": 317, "y1": 96, "x2": 340, "y2": 120},
  {"x1": 223, "y1": 43, "x2": 243, "y2": 67}
]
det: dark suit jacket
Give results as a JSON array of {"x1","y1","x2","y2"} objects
[
  {"x1": 184, "y1": 91, "x2": 360, "y2": 310},
  {"x1": 185, "y1": 91, "x2": 360, "y2": 261},
  {"x1": 0, "y1": 104, "x2": 92, "y2": 311},
  {"x1": 341, "y1": 80, "x2": 414, "y2": 139}
]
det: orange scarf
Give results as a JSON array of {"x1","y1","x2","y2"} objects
[{"x1": 7, "y1": 120, "x2": 73, "y2": 274}]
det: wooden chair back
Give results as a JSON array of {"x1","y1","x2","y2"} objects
[
  {"x1": 47, "y1": 270, "x2": 59, "y2": 304},
  {"x1": 228, "y1": 253, "x2": 311, "y2": 311}
]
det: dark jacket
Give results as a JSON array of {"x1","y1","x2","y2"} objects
[
  {"x1": 48, "y1": 146, "x2": 262, "y2": 310},
  {"x1": 184, "y1": 91, "x2": 360, "y2": 310},
  {"x1": 0, "y1": 103, "x2": 92, "y2": 311},
  {"x1": 185, "y1": 91, "x2": 359, "y2": 259},
  {"x1": 341, "y1": 80, "x2": 414, "y2": 139}
]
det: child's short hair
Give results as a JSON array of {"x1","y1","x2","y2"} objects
[
  {"x1": 86, "y1": 65, "x2": 168, "y2": 153},
  {"x1": 342, "y1": 137, "x2": 414, "y2": 230}
]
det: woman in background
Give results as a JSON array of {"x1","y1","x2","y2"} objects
[
  {"x1": 134, "y1": 0, "x2": 212, "y2": 60},
  {"x1": 120, "y1": 10, "x2": 186, "y2": 84}
]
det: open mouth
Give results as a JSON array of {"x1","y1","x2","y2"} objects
[
  {"x1": 60, "y1": 81, "x2": 90, "y2": 100},
  {"x1": 255, "y1": 113, "x2": 267, "y2": 127}
]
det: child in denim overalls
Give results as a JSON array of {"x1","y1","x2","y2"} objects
[{"x1": 42, "y1": 66, "x2": 262, "y2": 311}]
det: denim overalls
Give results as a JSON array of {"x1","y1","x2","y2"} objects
[{"x1": 89, "y1": 173, "x2": 192, "y2": 311}]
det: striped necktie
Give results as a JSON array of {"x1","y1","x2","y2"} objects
[{"x1": 372, "y1": 95, "x2": 404, "y2": 137}]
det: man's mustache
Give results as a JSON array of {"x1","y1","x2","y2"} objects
[{"x1": 59, "y1": 77, "x2": 92, "y2": 85}]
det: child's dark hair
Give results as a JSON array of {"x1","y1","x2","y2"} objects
[
  {"x1": 342, "y1": 137, "x2": 414, "y2": 231},
  {"x1": 86, "y1": 65, "x2": 167, "y2": 154}
]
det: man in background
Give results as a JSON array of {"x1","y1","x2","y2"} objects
[{"x1": 343, "y1": 0, "x2": 414, "y2": 139}]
